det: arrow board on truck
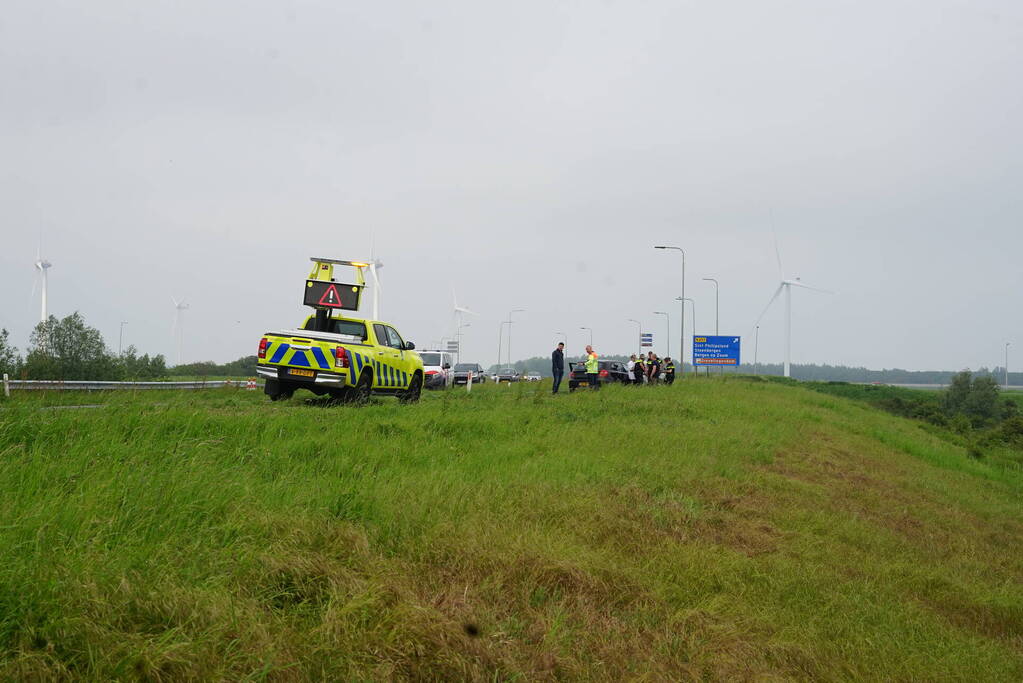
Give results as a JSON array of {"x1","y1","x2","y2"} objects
[{"x1": 304, "y1": 280, "x2": 363, "y2": 310}]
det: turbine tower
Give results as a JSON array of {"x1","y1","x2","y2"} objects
[
  {"x1": 754, "y1": 244, "x2": 831, "y2": 378},
  {"x1": 34, "y1": 248, "x2": 53, "y2": 323},
  {"x1": 368, "y1": 258, "x2": 383, "y2": 319},
  {"x1": 366, "y1": 230, "x2": 383, "y2": 319},
  {"x1": 172, "y1": 297, "x2": 189, "y2": 366}
]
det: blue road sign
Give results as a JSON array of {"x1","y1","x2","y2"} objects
[
  {"x1": 641, "y1": 332, "x2": 653, "y2": 348},
  {"x1": 693, "y1": 335, "x2": 740, "y2": 366}
]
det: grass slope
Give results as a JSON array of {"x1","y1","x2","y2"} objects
[{"x1": 1, "y1": 379, "x2": 1022, "y2": 680}]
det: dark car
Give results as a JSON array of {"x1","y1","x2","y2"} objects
[
  {"x1": 495, "y1": 368, "x2": 520, "y2": 383},
  {"x1": 568, "y1": 360, "x2": 631, "y2": 391},
  {"x1": 453, "y1": 363, "x2": 487, "y2": 385}
]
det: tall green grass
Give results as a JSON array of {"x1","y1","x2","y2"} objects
[{"x1": 1, "y1": 379, "x2": 1021, "y2": 679}]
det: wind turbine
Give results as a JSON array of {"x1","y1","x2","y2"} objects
[
  {"x1": 754, "y1": 243, "x2": 831, "y2": 378},
  {"x1": 171, "y1": 297, "x2": 189, "y2": 366},
  {"x1": 33, "y1": 246, "x2": 53, "y2": 323},
  {"x1": 452, "y1": 288, "x2": 477, "y2": 332}
]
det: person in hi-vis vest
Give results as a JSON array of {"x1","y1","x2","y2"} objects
[{"x1": 584, "y1": 345, "x2": 599, "y2": 390}]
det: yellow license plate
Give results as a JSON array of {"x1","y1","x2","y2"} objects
[
  {"x1": 578, "y1": 381, "x2": 588, "y2": 386},
  {"x1": 289, "y1": 368, "x2": 315, "y2": 378}
]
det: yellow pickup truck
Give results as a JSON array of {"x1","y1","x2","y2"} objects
[{"x1": 256, "y1": 313, "x2": 423, "y2": 403}]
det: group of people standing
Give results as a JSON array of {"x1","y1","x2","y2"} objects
[
  {"x1": 549, "y1": 342, "x2": 676, "y2": 394},
  {"x1": 628, "y1": 352, "x2": 676, "y2": 385}
]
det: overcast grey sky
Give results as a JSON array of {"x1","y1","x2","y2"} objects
[{"x1": 2, "y1": 0, "x2": 1020, "y2": 370}]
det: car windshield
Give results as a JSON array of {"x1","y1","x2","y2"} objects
[
  {"x1": 454, "y1": 363, "x2": 475, "y2": 371},
  {"x1": 420, "y1": 353, "x2": 442, "y2": 366},
  {"x1": 499, "y1": 368, "x2": 515, "y2": 374}
]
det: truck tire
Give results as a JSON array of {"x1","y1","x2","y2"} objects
[
  {"x1": 265, "y1": 378, "x2": 293, "y2": 401},
  {"x1": 351, "y1": 369, "x2": 372, "y2": 405},
  {"x1": 400, "y1": 372, "x2": 423, "y2": 404}
]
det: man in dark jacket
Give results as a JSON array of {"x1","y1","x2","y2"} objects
[{"x1": 551, "y1": 342, "x2": 565, "y2": 394}]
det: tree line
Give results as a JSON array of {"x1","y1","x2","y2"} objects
[
  {"x1": 167, "y1": 356, "x2": 258, "y2": 378},
  {"x1": 0, "y1": 313, "x2": 168, "y2": 381}
]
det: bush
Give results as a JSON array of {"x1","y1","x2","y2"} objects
[
  {"x1": 114, "y1": 346, "x2": 169, "y2": 380},
  {"x1": 942, "y1": 371, "x2": 1002, "y2": 426},
  {"x1": 0, "y1": 329, "x2": 20, "y2": 377}
]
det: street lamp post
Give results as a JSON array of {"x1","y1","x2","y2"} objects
[
  {"x1": 555, "y1": 331, "x2": 567, "y2": 346},
  {"x1": 654, "y1": 311, "x2": 670, "y2": 358},
  {"x1": 497, "y1": 321, "x2": 509, "y2": 370},
  {"x1": 754, "y1": 325, "x2": 760, "y2": 376},
  {"x1": 627, "y1": 319, "x2": 641, "y2": 356},
  {"x1": 507, "y1": 308, "x2": 525, "y2": 368},
  {"x1": 579, "y1": 326, "x2": 593, "y2": 346},
  {"x1": 118, "y1": 321, "x2": 128, "y2": 356},
  {"x1": 702, "y1": 278, "x2": 719, "y2": 335},
  {"x1": 679, "y1": 297, "x2": 696, "y2": 373},
  {"x1": 1007, "y1": 342, "x2": 1012, "y2": 389},
  {"x1": 655, "y1": 246, "x2": 686, "y2": 374},
  {"x1": 703, "y1": 277, "x2": 720, "y2": 374}
]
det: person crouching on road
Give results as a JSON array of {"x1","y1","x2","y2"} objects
[
  {"x1": 584, "y1": 345, "x2": 600, "y2": 390},
  {"x1": 551, "y1": 342, "x2": 565, "y2": 394},
  {"x1": 663, "y1": 357, "x2": 676, "y2": 385}
]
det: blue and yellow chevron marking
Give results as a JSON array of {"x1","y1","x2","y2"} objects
[
  {"x1": 290, "y1": 350, "x2": 311, "y2": 367},
  {"x1": 348, "y1": 353, "x2": 359, "y2": 384},
  {"x1": 310, "y1": 347, "x2": 331, "y2": 370},
  {"x1": 269, "y1": 343, "x2": 290, "y2": 364}
]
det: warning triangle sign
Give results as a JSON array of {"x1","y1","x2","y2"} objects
[{"x1": 317, "y1": 284, "x2": 343, "y2": 307}]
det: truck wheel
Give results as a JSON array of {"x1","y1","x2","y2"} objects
[
  {"x1": 265, "y1": 379, "x2": 291, "y2": 401},
  {"x1": 400, "y1": 373, "x2": 423, "y2": 404},
  {"x1": 351, "y1": 370, "x2": 372, "y2": 404}
]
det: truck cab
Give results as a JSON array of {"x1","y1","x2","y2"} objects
[{"x1": 256, "y1": 313, "x2": 423, "y2": 403}]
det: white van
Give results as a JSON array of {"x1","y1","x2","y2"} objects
[{"x1": 419, "y1": 350, "x2": 455, "y2": 389}]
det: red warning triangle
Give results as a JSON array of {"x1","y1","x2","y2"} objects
[{"x1": 317, "y1": 284, "x2": 343, "y2": 307}]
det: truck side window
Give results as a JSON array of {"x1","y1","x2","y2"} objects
[
  {"x1": 372, "y1": 324, "x2": 389, "y2": 347},
  {"x1": 384, "y1": 326, "x2": 404, "y2": 350}
]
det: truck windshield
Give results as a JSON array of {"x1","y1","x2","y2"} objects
[{"x1": 420, "y1": 353, "x2": 442, "y2": 366}]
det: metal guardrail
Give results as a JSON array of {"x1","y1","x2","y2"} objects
[{"x1": 3, "y1": 377, "x2": 259, "y2": 393}]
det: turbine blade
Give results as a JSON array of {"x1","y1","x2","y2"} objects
[
  {"x1": 754, "y1": 284, "x2": 785, "y2": 327},
  {"x1": 786, "y1": 280, "x2": 833, "y2": 294},
  {"x1": 773, "y1": 234, "x2": 783, "y2": 277}
]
